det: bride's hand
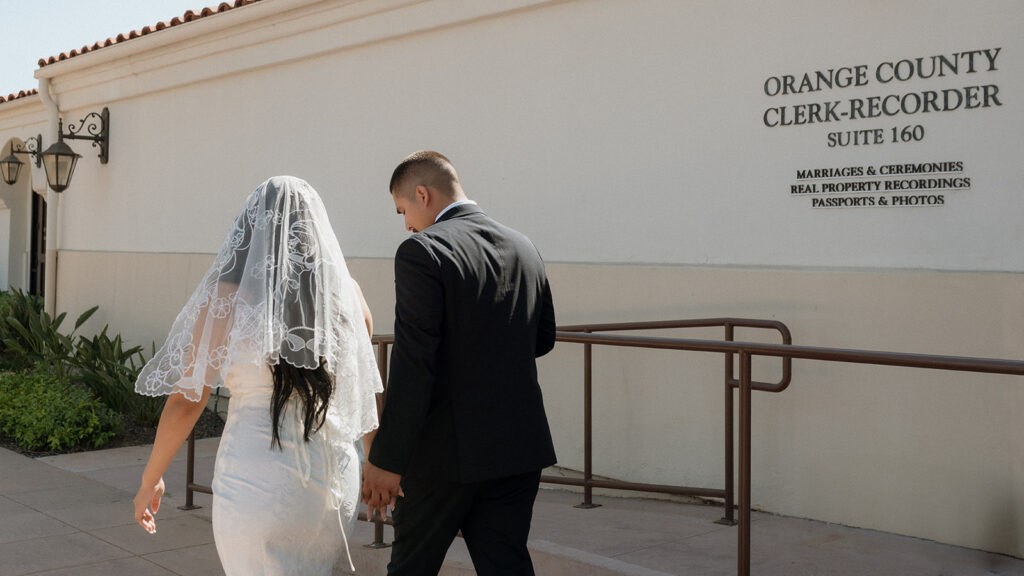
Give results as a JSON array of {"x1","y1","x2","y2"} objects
[
  {"x1": 361, "y1": 461, "x2": 402, "y2": 521},
  {"x1": 134, "y1": 476, "x2": 165, "y2": 534}
]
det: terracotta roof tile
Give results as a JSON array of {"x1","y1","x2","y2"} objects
[
  {"x1": 0, "y1": 89, "x2": 39, "y2": 104},
  {"x1": 37, "y1": 0, "x2": 264, "y2": 68}
]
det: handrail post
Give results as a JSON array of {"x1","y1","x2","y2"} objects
[
  {"x1": 365, "y1": 340, "x2": 392, "y2": 549},
  {"x1": 718, "y1": 323, "x2": 737, "y2": 525},
  {"x1": 576, "y1": 332, "x2": 600, "y2": 509},
  {"x1": 373, "y1": 512, "x2": 386, "y2": 549},
  {"x1": 738, "y1": 350, "x2": 752, "y2": 576},
  {"x1": 178, "y1": 429, "x2": 200, "y2": 510}
]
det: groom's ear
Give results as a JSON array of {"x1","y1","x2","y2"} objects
[{"x1": 414, "y1": 185, "x2": 430, "y2": 207}]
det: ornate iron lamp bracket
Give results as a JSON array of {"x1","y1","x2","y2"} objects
[
  {"x1": 11, "y1": 134, "x2": 43, "y2": 167},
  {"x1": 61, "y1": 107, "x2": 109, "y2": 164}
]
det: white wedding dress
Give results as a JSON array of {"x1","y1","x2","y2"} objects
[{"x1": 212, "y1": 363, "x2": 360, "y2": 575}]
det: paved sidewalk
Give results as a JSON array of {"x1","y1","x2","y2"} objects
[
  {"x1": 1, "y1": 441, "x2": 218, "y2": 576},
  {"x1": 1, "y1": 440, "x2": 1022, "y2": 575}
]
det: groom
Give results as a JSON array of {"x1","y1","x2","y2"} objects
[{"x1": 363, "y1": 151, "x2": 557, "y2": 575}]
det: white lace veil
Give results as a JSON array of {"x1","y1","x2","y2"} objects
[{"x1": 135, "y1": 175, "x2": 382, "y2": 444}]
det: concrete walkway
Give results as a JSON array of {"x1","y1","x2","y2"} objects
[{"x1": 2, "y1": 439, "x2": 1021, "y2": 575}]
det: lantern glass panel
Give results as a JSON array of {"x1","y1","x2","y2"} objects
[
  {"x1": 0, "y1": 153, "x2": 24, "y2": 185},
  {"x1": 41, "y1": 142, "x2": 81, "y2": 193}
]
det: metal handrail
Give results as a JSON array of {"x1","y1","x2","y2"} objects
[
  {"x1": 539, "y1": 319, "x2": 790, "y2": 523},
  {"x1": 559, "y1": 318, "x2": 793, "y2": 392},
  {"x1": 552, "y1": 328, "x2": 1024, "y2": 576},
  {"x1": 180, "y1": 321, "x2": 1024, "y2": 576},
  {"x1": 557, "y1": 331, "x2": 1024, "y2": 374}
]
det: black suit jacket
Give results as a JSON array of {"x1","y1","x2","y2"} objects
[{"x1": 369, "y1": 203, "x2": 557, "y2": 483}]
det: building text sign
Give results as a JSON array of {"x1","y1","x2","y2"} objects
[
  {"x1": 764, "y1": 48, "x2": 1002, "y2": 208},
  {"x1": 791, "y1": 162, "x2": 968, "y2": 207}
]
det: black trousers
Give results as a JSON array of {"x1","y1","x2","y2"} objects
[{"x1": 387, "y1": 469, "x2": 542, "y2": 576}]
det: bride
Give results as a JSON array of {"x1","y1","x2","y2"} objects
[{"x1": 132, "y1": 176, "x2": 383, "y2": 575}]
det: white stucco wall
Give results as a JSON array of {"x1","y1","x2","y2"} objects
[
  {"x1": 37, "y1": 0, "x2": 1024, "y2": 271},
  {"x1": 4, "y1": 0, "x2": 1023, "y2": 558}
]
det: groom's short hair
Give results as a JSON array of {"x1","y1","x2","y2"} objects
[{"x1": 390, "y1": 151, "x2": 460, "y2": 197}]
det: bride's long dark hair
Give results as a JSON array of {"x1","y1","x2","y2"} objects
[{"x1": 270, "y1": 360, "x2": 334, "y2": 449}]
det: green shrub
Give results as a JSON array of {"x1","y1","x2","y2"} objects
[
  {"x1": 0, "y1": 291, "x2": 169, "y2": 441},
  {"x1": 72, "y1": 328, "x2": 165, "y2": 427},
  {"x1": 0, "y1": 289, "x2": 43, "y2": 322},
  {"x1": 0, "y1": 369, "x2": 120, "y2": 451},
  {"x1": 0, "y1": 298, "x2": 97, "y2": 381},
  {"x1": 0, "y1": 290, "x2": 45, "y2": 370}
]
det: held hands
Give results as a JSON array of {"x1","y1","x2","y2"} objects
[
  {"x1": 133, "y1": 476, "x2": 165, "y2": 534},
  {"x1": 361, "y1": 461, "x2": 403, "y2": 521}
]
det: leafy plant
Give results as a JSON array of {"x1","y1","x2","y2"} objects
[
  {"x1": 71, "y1": 327, "x2": 165, "y2": 427},
  {"x1": 0, "y1": 290, "x2": 45, "y2": 370},
  {"x1": 0, "y1": 301, "x2": 97, "y2": 381},
  {"x1": 0, "y1": 289, "x2": 43, "y2": 319},
  {"x1": 0, "y1": 292, "x2": 190, "y2": 449},
  {"x1": 0, "y1": 369, "x2": 120, "y2": 451}
]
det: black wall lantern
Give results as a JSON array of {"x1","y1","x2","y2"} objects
[
  {"x1": 39, "y1": 107, "x2": 110, "y2": 192},
  {"x1": 0, "y1": 134, "x2": 42, "y2": 186},
  {"x1": 2, "y1": 108, "x2": 110, "y2": 192}
]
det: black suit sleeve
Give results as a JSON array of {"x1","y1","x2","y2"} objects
[
  {"x1": 536, "y1": 277, "x2": 556, "y2": 357},
  {"x1": 368, "y1": 237, "x2": 444, "y2": 475}
]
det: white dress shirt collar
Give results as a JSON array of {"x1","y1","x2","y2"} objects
[{"x1": 435, "y1": 199, "x2": 478, "y2": 222}]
